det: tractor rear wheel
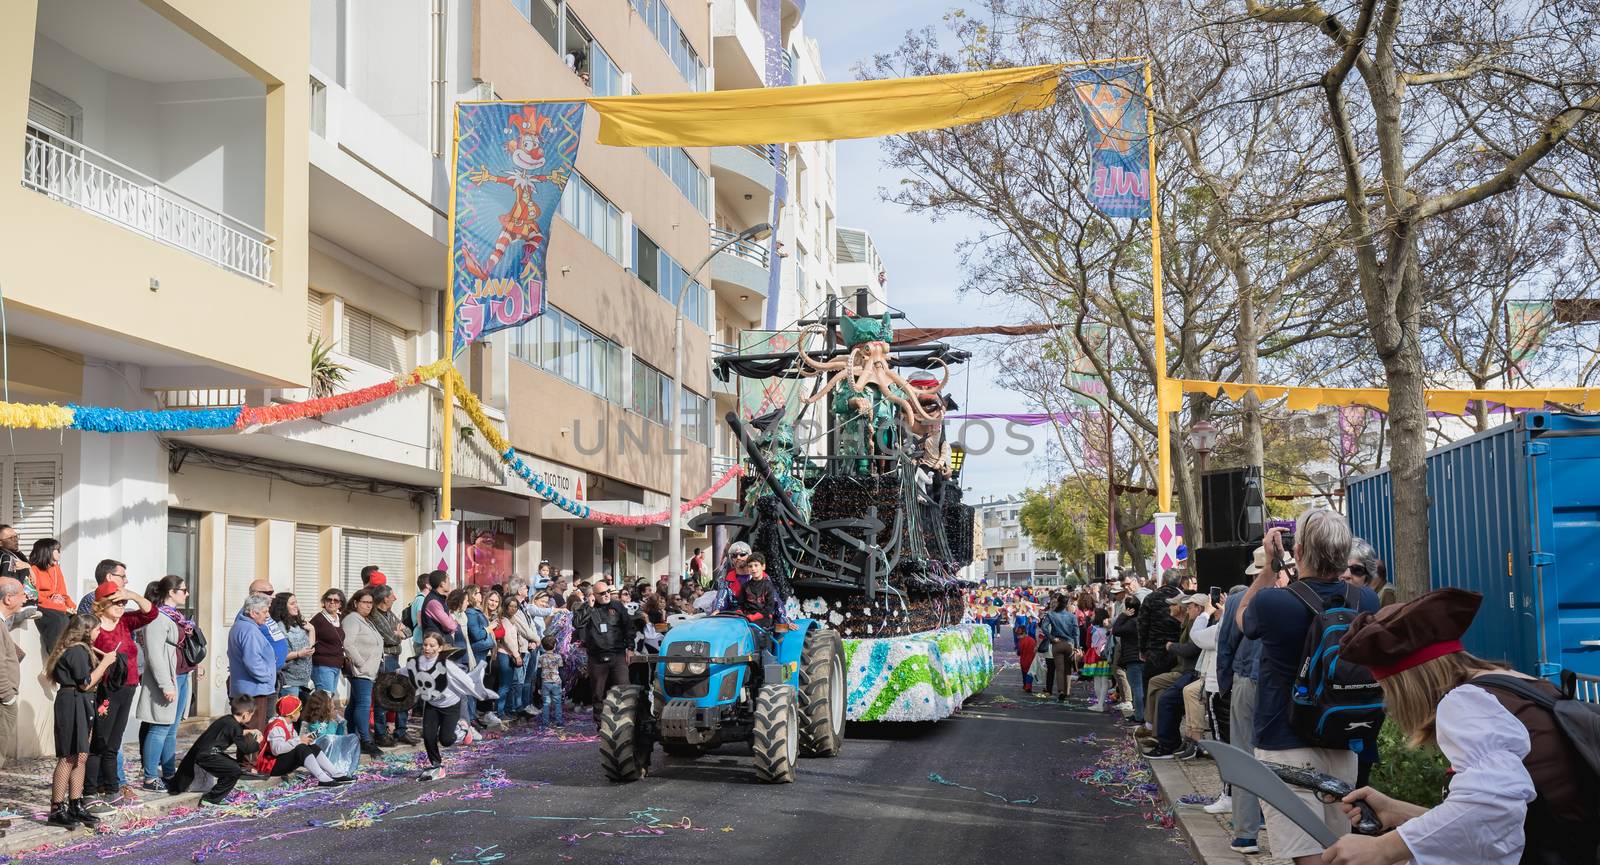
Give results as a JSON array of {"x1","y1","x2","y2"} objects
[
  {"x1": 598, "y1": 685, "x2": 650, "y2": 782},
  {"x1": 798, "y1": 627, "x2": 846, "y2": 757},
  {"x1": 751, "y1": 684, "x2": 798, "y2": 783}
]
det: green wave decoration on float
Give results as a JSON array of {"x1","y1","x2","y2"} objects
[{"x1": 841, "y1": 624, "x2": 994, "y2": 722}]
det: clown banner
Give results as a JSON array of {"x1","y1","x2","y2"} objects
[
  {"x1": 737, "y1": 330, "x2": 810, "y2": 421},
  {"x1": 1067, "y1": 65, "x2": 1150, "y2": 219},
  {"x1": 449, "y1": 102, "x2": 584, "y2": 352}
]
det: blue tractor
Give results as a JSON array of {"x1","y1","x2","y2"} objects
[{"x1": 597, "y1": 614, "x2": 845, "y2": 784}]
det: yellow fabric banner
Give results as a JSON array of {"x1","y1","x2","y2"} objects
[
  {"x1": 584, "y1": 65, "x2": 1065, "y2": 147},
  {"x1": 1176, "y1": 378, "x2": 1595, "y2": 416}
]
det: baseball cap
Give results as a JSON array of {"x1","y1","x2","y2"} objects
[
  {"x1": 95, "y1": 581, "x2": 121, "y2": 600},
  {"x1": 1182, "y1": 593, "x2": 1210, "y2": 606},
  {"x1": 367, "y1": 570, "x2": 388, "y2": 586}
]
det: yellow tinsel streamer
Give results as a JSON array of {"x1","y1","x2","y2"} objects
[{"x1": 0, "y1": 402, "x2": 74, "y2": 429}]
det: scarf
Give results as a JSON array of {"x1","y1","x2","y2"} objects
[{"x1": 160, "y1": 604, "x2": 196, "y2": 634}]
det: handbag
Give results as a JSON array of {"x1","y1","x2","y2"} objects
[{"x1": 180, "y1": 623, "x2": 208, "y2": 667}]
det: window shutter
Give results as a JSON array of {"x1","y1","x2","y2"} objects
[
  {"x1": 368, "y1": 314, "x2": 406, "y2": 372},
  {"x1": 8, "y1": 458, "x2": 60, "y2": 548},
  {"x1": 27, "y1": 98, "x2": 71, "y2": 137},
  {"x1": 343, "y1": 306, "x2": 372, "y2": 362},
  {"x1": 307, "y1": 291, "x2": 326, "y2": 341},
  {"x1": 224, "y1": 518, "x2": 258, "y2": 629},
  {"x1": 294, "y1": 525, "x2": 322, "y2": 601},
  {"x1": 341, "y1": 530, "x2": 407, "y2": 595}
]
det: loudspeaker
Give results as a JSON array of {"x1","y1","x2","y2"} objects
[
  {"x1": 1094, "y1": 551, "x2": 1109, "y2": 583},
  {"x1": 1193, "y1": 543, "x2": 1257, "y2": 593},
  {"x1": 1201, "y1": 466, "x2": 1264, "y2": 545}
]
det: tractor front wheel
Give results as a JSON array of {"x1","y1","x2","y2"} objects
[
  {"x1": 798, "y1": 627, "x2": 846, "y2": 757},
  {"x1": 751, "y1": 684, "x2": 798, "y2": 783},
  {"x1": 598, "y1": 685, "x2": 651, "y2": 782}
]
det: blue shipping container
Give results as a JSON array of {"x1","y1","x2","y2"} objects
[{"x1": 1346, "y1": 411, "x2": 1600, "y2": 679}]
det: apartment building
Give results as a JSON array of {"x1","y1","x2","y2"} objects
[
  {"x1": 978, "y1": 497, "x2": 1063, "y2": 586},
  {"x1": 837, "y1": 226, "x2": 888, "y2": 315}
]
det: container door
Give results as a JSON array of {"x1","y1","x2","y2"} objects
[{"x1": 1526, "y1": 416, "x2": 1600, "y2": 678}]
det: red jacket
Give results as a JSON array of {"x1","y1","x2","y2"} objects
[{"x1": 1016, "y1": 634, "x2": 1038, "y2": 671}]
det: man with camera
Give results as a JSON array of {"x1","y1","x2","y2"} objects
[{"x1": 1235, "y1": 511, "x2": 1380, "y2": 865}]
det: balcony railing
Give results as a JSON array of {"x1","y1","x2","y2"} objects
[
  {"x1": 740, "y1": 143, "x2": 787, "y2": 175},
  {"x1": 711, "y1": 453, "x2": 741, "y2": 476},
  {"x1": 21, "y1": 122, "x2": 275, "y2": 284},
  {"x1": 710, "y1": 226, "x2": 770, "y2": 268}
]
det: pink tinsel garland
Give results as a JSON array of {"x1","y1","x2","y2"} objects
[{"x1": 589, "y1": 465, "x2": 744, "y2": 526}]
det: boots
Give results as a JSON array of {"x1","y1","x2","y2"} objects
[
  {"x1": 68, "y1": 798, "x2": 102, "y2": 827},
  {"x1": 46, "y1": 802, "x2": 78, "y2": 829}
]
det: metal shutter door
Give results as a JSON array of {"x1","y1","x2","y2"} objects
[
  {"x1": 294, "y1": 525, "x2": 322, "y2": 602},
  {"x1": 9, "y1": 458, "x2": 60, "y2": 549},
  {"x1": 27, "y1": 98, "x2": 71, "y2": 136},
  {"x1": 340, "y1": 530, "x2": 370, "y2": 596},
  {"x1": 224, "y1": 518, "x2": 257, "y2": 629}
]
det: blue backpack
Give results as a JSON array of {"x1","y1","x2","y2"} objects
[{"x1": 1287, "y1": 582, "x2": 1385, "y2": 751}]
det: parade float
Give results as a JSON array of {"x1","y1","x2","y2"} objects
[{"x1": 690, "y1": 292, "x2": 993, "y2": 723}]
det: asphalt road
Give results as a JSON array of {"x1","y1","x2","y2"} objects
[{"x1": 24, "y1": 660, "x2": 1187, "y2": 865}]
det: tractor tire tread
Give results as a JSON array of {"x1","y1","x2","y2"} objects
[
  {"x1": 598, "y1": 685, "x2": 648, "y2": 783},
  {"x1": 751, "y1": 684, "x2": 796, "y2": 784},
  {"x1": 798, "y1": 628, "x2": 845, "y2": 757}
]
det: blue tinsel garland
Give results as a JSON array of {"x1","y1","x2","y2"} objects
[
  {"x1": 68, "y1": 404, "x2": 243, "y2": 433},
  {"x1": 501, "y1": 448, "x2": 590, "y2": 519}
]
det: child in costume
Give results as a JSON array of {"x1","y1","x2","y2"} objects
[
  {"x1": 401, "y1": 632, "x2": 494, "y2": 780},
  {"x1": 1083, "y1": 608, "x2": 1113, "y2": 711},
  {"x1": 168, "y1": 695, "x2": 262, "y2": 805},
  {"x1": 301, "y1": 690, "x2": 362, "y2": 778},
  {"x1": 1013, "y1": 625, "x2": 1038, "y2": 693},
  {"x1": 255, "y1": 695, "x2": 351, "y2": 787}
]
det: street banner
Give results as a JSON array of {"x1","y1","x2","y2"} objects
[
  {"x1": 738, "y1": 330, "x2": 810, "y2": 421},
  {"x1": 1069, "y1": 323, "x2": 1110, "y2": 408},
  {"x1": 449, "y1": 102, "x2": 584, "y2": 352},
  {"x1": 1508, "y1": 299, "x2": 1555, "y2": 374},
  {"x1": 1067, "y1": 65, "x2": 1151, "y2": 219}
]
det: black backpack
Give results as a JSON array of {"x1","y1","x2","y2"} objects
[{"x1": 1287, "y1": 582, "x2": 1385, "y2": 750}]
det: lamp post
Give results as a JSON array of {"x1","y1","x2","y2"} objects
[
  {"x1": 1187, "y1": 419, "x2": 1219, "y2": 475},
  {"x1": 668, "y1": 222, "x2": 773, "y2": 594}
]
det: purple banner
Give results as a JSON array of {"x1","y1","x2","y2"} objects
[
  {"x1": 450, "y1": 102, "x2": 583, "y2": 351},
  {"x1": 1067, "y1": 65, "x2": 1151, "y2": 219}
]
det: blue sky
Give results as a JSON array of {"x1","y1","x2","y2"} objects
[{"x1": 802, "y1": 3, "x2": 1050, "y2": 502}]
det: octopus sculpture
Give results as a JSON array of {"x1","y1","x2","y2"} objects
[{"x1": 795, "y1": 313, "x2": 948, "y2": 423}]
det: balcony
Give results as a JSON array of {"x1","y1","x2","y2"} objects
[
  {"x1": 711, "y1": 454, "x2": 741, "y2": 501},
  {"x1": 709, "y1": 227, "x2": 771, "y2": 322},
  {"x1": 710, "y1": 341, "x2": 740, "y2": 403},
  {"x1": 711, "y1": 144, "x2": 783, "y2": 229},
  {"x1": 153, "y1": 380, "x2": 503, "y2": 488},
  {"x1": 23, "y1": 125, "x2": 274, "y2": 283}
]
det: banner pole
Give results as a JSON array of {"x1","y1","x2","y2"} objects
[
  {"x1": 440, "y1": 109, "x2": 462, "y2": 522},
  {"x1": 1145, "y1": 60, "x2": 1171, "y2": 513}
]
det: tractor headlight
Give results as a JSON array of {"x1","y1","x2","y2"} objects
[
  {"x1": 667, "y1": 661, "x2": 687, "y2": 675},
  {"x1": 685, "y1": 661, "x2": 707, "y2": 675},
  {"x1": 666, "y1": 661, "x2": 707, "y2": 676}
]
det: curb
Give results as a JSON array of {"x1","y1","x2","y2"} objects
[
  {"x1": 0, "y1": 790, "x2": 205, "y2": 858},
  {"x1": 0, "y1": 739, "x2": 434, "y2": 860},
  {"x1": 1148, "y1": 757, "x2": 1256, "y2": 865}
]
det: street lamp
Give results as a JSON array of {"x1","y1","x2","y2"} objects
[
  {"x1": 668, "y1": 222, "x2": 773, "y2": 594},
  {"x1": 1187, "y1": 419, "x2": 1219, "y2": 475}
]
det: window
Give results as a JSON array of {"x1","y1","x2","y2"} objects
[
  {"x1": 294, "y1": 525, "x2": 323, "y2": 603},
  {"x1": 629, "y1": 0, "x2": 705, "y2": 90},
  {"x1": 512, "y1": 306, "x2": 623, "y2": 404},
  {"x1": 681, "y1": 388, "x2": 708, "y2": 445},
  {"x1": 342, "y1": 305, "x2": 407, "y2": 372},
  {"x1": 522, "y1": 0, "x2": 560, "y2": 53},
  {"x1": 307, "y1": 291, "x2": 326, "y2": 341},
  {"x1": 647, "y1": 147, "x2": 709, "y2": 216},
  {"x1": 224, "y1": 518, "x2": 257, "y2": 632},
  {"x1": 632, "y1": 227, "x2": 708, "y2": 330},
  {"x1": 589, "y1": 43, "x2": 625, "y2": 98},
  {"x1": 632, "y1": 357, "x2": 667, "y2": 425},
  {"x1": 558, "y1": 171, "x2": 623, "y2": 261},
  {"x1": 340, "y1": 530, "x2": 407, "y2": 596}
]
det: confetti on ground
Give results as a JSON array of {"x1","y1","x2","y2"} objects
[
  {"x1": 926, "y1": 772, "x2": 1039, "y2": 805},
  {"x1": 1177, "y1": 793, "x2": 1215, "y2": 806},
  {"x1": 557, "y1": 807, "x2": 710, "y2": 846},
  {"x1": 1071, "y1": 733, "x2": 1177, "y2": 830}
]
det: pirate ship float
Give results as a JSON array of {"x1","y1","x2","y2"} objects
[{"x1": 690, "y1": 290, "x2": 992, "y2": 722}]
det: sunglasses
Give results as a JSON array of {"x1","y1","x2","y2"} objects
[{"x1": 1347, "y1": 565, "x2": 1370, "y2": 578}]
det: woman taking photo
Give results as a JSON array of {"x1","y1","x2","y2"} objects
[
  {"x1": 341, "y1": 588, "x2": 384, "y2": 757},
  {"x1": 1328, "y1": 588, "x2": 1599, "y2": 865},
  {"x1": 272, "y1": 592, "x2": 314, "y2": 702},
  {"x1": 86, "y1": 581, "x2": 156, "y2": 798},
  {"x1": 28, "y1": 538, "x2": 73, "y2": 655},
  {"x1": 136, "y1": 576, "x2": 193, "y2": 790},
  {"x1": 310, "y1": 589, "x2": 346, "y2": 694}
]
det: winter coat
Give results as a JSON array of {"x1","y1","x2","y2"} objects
[
  {"x1": 1111, "y1": 611, "x2": 1141, "y2": 669},
  {"x1": 1138, "y1": 584, "x2": 1184, "y2": 675},
  {"x1": 341, "y1": 612, "x2": 384, "y2": 680},
  {"x1": 136, "y1": 611, "x2": 181, "y2": 724}
]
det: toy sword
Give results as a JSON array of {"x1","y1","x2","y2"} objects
[{"x1": 1200, "y1": 740, "x2": 1342, "y2": 848}]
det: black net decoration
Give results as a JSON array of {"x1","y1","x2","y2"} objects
[{"x1": 944, "y1": 503, "x2": 975, "y2": 563}]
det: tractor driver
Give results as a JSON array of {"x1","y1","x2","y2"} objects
[{"x1": 713, "y1": 541, "x2": 754, "y2": 612}]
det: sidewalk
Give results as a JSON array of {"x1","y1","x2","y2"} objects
[{"x1": 1146, "y1": 739, "x2": 1290, "y2": 865}]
